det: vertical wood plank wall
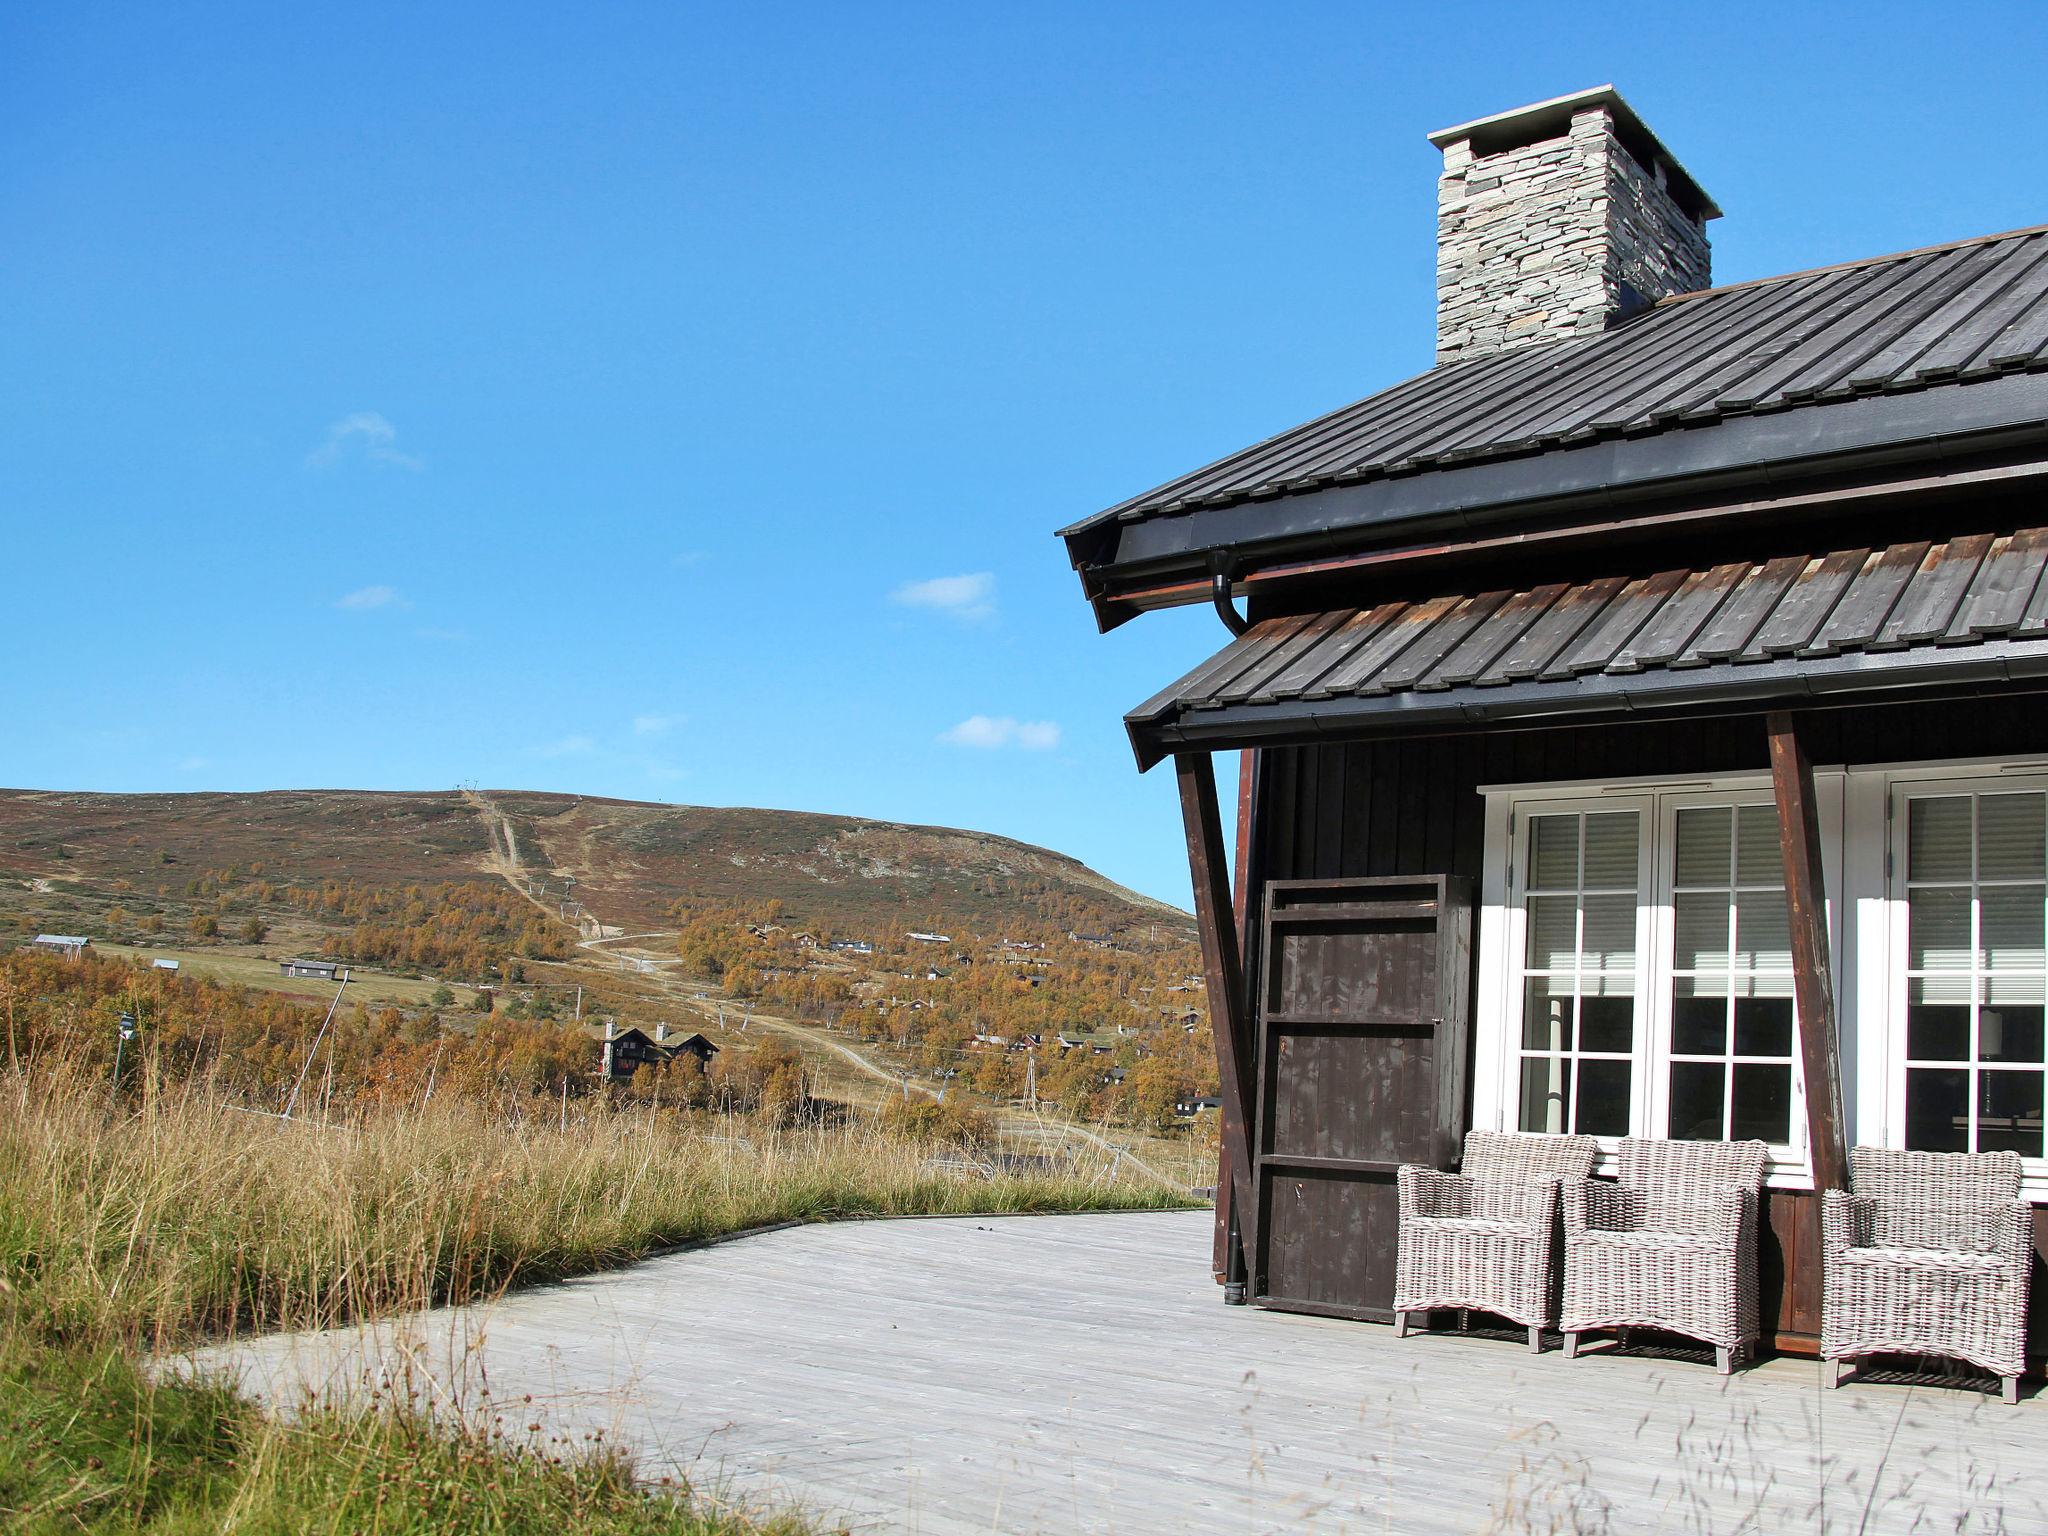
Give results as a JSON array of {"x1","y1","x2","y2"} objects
[{"x1": 1249, "y1": 696, "x2": 2048, "y2": 1354}]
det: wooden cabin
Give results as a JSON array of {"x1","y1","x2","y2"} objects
[
  {"x1": 1060, "y1": 86, "x2": 2048, "y2": 1360},
  {"x1": 588, "y1": 1022, "x2": 719, "y2": 1079}
]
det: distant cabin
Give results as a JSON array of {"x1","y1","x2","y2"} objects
[
  {"x1": 905, "y1": 931, "x2": 951, "y2": 944},
  {"x1": 279, "y1": 959, "x2": 342, "y2": 981},
  {"x1": 152, "y1": 958, "x2": 180, "y2": 971},
  {"x1": 33, "y1": 934, "x2": 90, "y2": 958},
  {"x1": 588, "y1": 1022, "x2": 720, "y2": 1079}
]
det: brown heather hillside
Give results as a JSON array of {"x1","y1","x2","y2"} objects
[{"x1": 0, "y1": 787, "x2": 1192, "y2": 947}]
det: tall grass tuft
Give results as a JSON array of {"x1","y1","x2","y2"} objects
[{"x1": 0, "y1": 1064, "x2": 1190, "y2": 1532}]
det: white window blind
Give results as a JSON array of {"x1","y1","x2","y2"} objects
[{"x1": 1901, "y1": 790, "x2": 2046, "y2": 1158}]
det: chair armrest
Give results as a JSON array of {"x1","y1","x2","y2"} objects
[
  {"x1": 1398, "y1": 1166, "x2": 1472, "y2": 1220},
  {"x1": 1698, "y1": 1185, "x2": 1752, "y2": 1247},
  {"x1": 1822, "y1": 1190, "x2": 1871, "y2": 1257},
  {"x1": 1993, "y1": 1200, "x2": 2034, "y2": 1278},
  {"x1": 1563, "y1": 1178, "x2": 1638, "y2": 1236}
]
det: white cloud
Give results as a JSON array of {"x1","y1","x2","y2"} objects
[
  {"x1": 891, "y1": 572, "x2": 995, "y2": 622},
  {"x1": 307, "y1": 411, "x2": 424, "y2": 471},
  {"x1": 335, "y1": 584, "x2": 405, "y2": 611},
  {"x1": 532, "y1": 734, "x2": 596, "y2": 759},
  {"x1": 632, "y1": 713, "x2": 683, "y2": 737},
  {"x1": 939, "y1": 715, "x2": 1061, "y2": 751}
]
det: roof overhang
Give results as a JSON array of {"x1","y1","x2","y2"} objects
[
  {"x1": 1125, "y1": 528, "x2": 2048, "y2": 770},
  {"x1": 1068, "y1": 373, "x2": 2048, "y2": 633}
]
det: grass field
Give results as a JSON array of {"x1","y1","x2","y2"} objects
[
  {"x1": 93, "y1": 942, "x2": 480, "y2": 1012},
  {"x1": 0, "y1": 1063, "x2": 1194, "y2": 1532}
]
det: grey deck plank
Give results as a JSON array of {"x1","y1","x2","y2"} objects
[{"x1": 187, "y1": 1211, "x2": 2048, "y2": 1535}]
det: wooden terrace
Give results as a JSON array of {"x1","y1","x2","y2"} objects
[{"x1": 193, "y1": 1211, "x2": 2043, "y2": 1534}]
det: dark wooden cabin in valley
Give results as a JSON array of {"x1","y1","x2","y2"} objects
[{"x1": 1062, "y1": 86, "x2": 2048, "y2": 1359}]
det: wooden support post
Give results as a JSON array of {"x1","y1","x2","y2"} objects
[
  {"x1": 1177, "y1": 752, "x2": 1259, "y2": 1287},
  {"x1": 1214, "y1": 749, "x2": 1258, "y2": 1285},
  {"x1": 1767, "y1": 711, "x2": 1850, "y2": 1194}
]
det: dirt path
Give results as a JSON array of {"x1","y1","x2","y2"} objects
[{"x1": 459, "y1": 790, "x2": 1184, "y2": 1188}]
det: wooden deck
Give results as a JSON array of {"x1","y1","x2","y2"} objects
[{"x1": 189, "y1": 1211, "x2": 2048, "y2": 1534}]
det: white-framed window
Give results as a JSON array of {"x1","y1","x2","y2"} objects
[
  {"x1": 1513, "y1": 800, "x2": 1649, "y2": 1139},
  {"x1": 1478, "y1": 756, "x2": 2048, "y2": 1195},
  {"x1": 1886, "y1": 776, "x2": 2047, "y2": 1164},
  {"x1": 1491, "y1": 784, "x2": 1812, "y2": 1173}
]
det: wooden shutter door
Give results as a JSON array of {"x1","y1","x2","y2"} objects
[{"x1": 1252, "y1": 876, "x2": 1473, "y2": 1321}]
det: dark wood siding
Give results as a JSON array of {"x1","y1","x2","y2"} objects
[{"x1": 1250, "y1": 691, "x2": 2048, "y2": 1351}]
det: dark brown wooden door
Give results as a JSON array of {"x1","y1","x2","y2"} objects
[{"x1": 1252, "y1": 876, "x2": 1471, "y2": 1321}]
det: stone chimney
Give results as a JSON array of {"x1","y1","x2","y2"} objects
[{"x1": 1429, "y1": 86, "x2": 1718, "y2": 364}]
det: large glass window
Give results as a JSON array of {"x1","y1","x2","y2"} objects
[
  {"x1": 1517, "y1": 810, "x2": 1641, "y2": 1137},
  {"x1": 1901, "y1": 791, "x2": 2046, "y2": 1158},
  {"x1": 1507, "y1": 794, "x2": 1803, "y2": 1154},
  {"x1": 1667, "y1": 805, "x2": 1798, "y2": 1145}
]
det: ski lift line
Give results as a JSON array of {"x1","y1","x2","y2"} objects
[{"x1": 280, "y1": 972, "x2": 349, "y2": 1122}]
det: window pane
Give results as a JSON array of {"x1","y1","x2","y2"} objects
[
  {"x1": 1733, "y1": 996, "x2": 1795, "y2": 1058},
  {"x1": 1906, "y1": 1067, "x2": 1970, "y2": 1153},
  {"x1": 1582, "y1": 813, "x2": 1638, "y2": 889},
  {"x1": 1673, "y1": 892, "x2": 1729, "y2": 972},
  {"x1": 1671, "y1": 980, "x2": 1727, "y2": 1055},
  {"x1": 1579, "y1": 996, "x2": 1634, "y2": 1054},
  {"x1": 1669, "y1": 1061, "x2": 1726, "y2": 1141},
  {"x1": 1985, "y1": 971, "x2": 2046, "y2": 1009},
  {"x1": 1978, "y1": 793, "x2": 2046, "y2": 881},
  {"x1": 1519, "y1": 1056, "x2": 1571, "y2": 1134},
  {"x1": 1674, "y1": 807, "x2": 1731, "y2": 887},
  {"x1": 1576, "y1": 1058, "x2": 1632, "y2": 1136},
  {"x1": 1980, "y1": 885, "x2": 2045, "y2": 971},
  {"x1": 1731, "y1": 1063, "x2": 1793, "y2": 1143},
  {"x1": 1522, "y1": 979, "x2": 1573, "y2": 1051},
  {"x1": 1525, "y1": 895, "x2": 1578, "y2": 971},
  {"x1": 1906, "y1": 996, "x2": 1971, "y2": 1060},
  {"x1": 1908, "y1": 888, "x2": 1972, "y2": 972},
  {"x1": 1735, "y1": 805, "x2": 1782, "y2": 887},
  {"x1": 1980, "y1": 1005, "x2": 2046, "y2": 1066},
  {"x1": 1909, "y1": 797, "x2": 1973, "y2": 882},
  {"x1": 1529, "y1": 815, "x2": 1580, "y2": 890},
  {"x1": 1580, "y1": 894, "x2": 1637, "y2": 975},
  {"x1": 1735, "y1": 890, "x2": 1792, "y2": 971},
  {"x1": 1979, "y1": 1070, "x2": 2046, "y2": 1158}
]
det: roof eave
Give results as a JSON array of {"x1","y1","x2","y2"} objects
[
  {"x1": 1127, "y1": 644, "x2": 2048, "y2": 772},
  {"x1": 1067, "y1": 372, "x2": 2048, "y2": 631}
]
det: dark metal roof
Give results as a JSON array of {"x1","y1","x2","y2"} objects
[
  {"x1": 1069, "y1": 225, "x2": 2048, "y2": 539},
  {"x1": 1127, "y1": 528, "x2": 2048, "y2": 767}
]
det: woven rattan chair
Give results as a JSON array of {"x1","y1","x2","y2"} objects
[
  {"x1": 1560, "y1": 1138, "x2": 1768, "y2": 1373},
  {"x1": 1823, "y1": 1147, "x2": 2031, "y2": 1403},
  {"x1": 1394, "y1": 1130, "x2": 1599, "y2": 1353}
]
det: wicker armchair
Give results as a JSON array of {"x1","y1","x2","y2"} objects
[
  {"x1": 1823, "y1": 1147, "x2": 2031, "y2": 1403},
  {"x1": 1394, "y1": 1130, "x2": 1599, "y2": 1353},
  {"x1": 1560, "y1": 1138, "x2": 1768, "y2": 1373}
]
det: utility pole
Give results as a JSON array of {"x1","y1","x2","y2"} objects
[{"x1": 1025, "y1": 1048, "x2": 1038, "y2": 1109}]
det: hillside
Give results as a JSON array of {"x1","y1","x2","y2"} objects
[{"x1": 0, "y1": 787, "x2": 1192, "y2": 948}]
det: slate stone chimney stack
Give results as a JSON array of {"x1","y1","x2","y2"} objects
[{"x1": 1429, "y1": 86, "x2": 1719, "y2": 364}]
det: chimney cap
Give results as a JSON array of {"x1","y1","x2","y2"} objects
[{"x1": 1427, "y1": 85, "x2": 1720, "y2": 222}]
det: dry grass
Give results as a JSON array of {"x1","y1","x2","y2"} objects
[{"x1": 0, "y1": 1066, "x2": 1190, "y2": 1532}]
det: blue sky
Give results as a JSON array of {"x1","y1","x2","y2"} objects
[{"x1": 6, "y1": 3, "x2": 2047, "y2": 908}]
